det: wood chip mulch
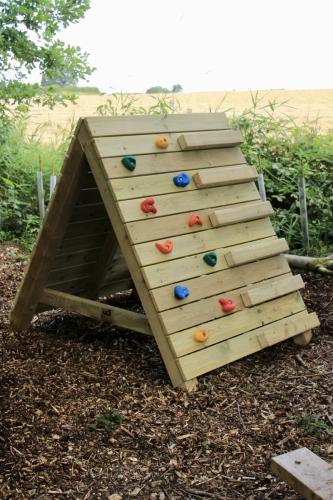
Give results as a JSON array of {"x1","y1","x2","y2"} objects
[{"x1": 0, "y1": 244, "x2": 332, "y2": 499}]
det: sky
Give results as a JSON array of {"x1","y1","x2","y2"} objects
[{"x1": 59, "y1": 0, "x2": 333, "y2": 93}]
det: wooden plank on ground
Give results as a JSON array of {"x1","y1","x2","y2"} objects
[
  {"x1": 40, "y1": 288, "x2": 152, "y2": 335},
  {"x1": 241, "y1": 275, "x2": 304, "y2": 307},
  {"x1": 178, "y1": 130, "x2": 243, "y2": 150},
  {"x1": 177, "y1": 312, "x2": 319, "y2": 380},
  {"x1": 142, "y1": 236, "x2": 277, "y2": 289},
  {"x1": 225, "y1": 238, "x2": 289, "y2": 267},
  {"x1": 193, "y1": 165, "x2": 257, "y2": 188},
  {"x1": 111, "y1": 164, "x2": 249, "y2": 200},
  {"x1": 151, "y1": 255, "x2": 289, "y2": 312},
  {"x1": 169, "y1": 292, "x2": 305, "y2": 356},
  {"x1": 210, "y1": 201, "x2": 274, "y2": 227},
  {"x1": 102, "y1": 148, "x2": 245, "y2": 179},
  {"x1": 118, "y1": 182, "x2": 260, "y2": 222},
  {"x1": 84, "y1": 113, "x2": 230, "y2": 138},
  {"x1": 271, "y1": 447, "x2": 333, "y2": 500},
  {"x1": 135, "y1": 218, "x2": 275, "y2": 267},
  {"x1": 159, "y1": 273, "x2": 292, "y2": 334}
]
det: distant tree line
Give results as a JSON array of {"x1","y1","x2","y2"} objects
[{"x1": 146, "y1": 84, "x2": 183, "y2": 94}]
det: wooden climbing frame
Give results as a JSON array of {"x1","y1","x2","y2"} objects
[{"x1": 10, "y1": 113, "x2": 320, "y2": 391}]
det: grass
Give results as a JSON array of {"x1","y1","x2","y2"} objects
[{"x1": 1, "y1": 93, "x2": 333, "y2": 255}]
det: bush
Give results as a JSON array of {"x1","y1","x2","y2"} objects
[{"x1": 231, "y1": 94, "x2": 333, "y2": 255}]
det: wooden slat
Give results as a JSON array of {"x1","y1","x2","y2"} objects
[
  {"x1": 152, "y1": 255, "x2": 289, "y2": 312},
  {"x1": 271, "y1": 447, "x2": 333, "y2": 500},
  {"x1": 169, "y1": 292, "x2": 305, "y2": 356},
  {"x1": 84, "y1": 113, "x2": 230, "y2": 138},
  {"x1": 193, "y1": 165, "x2": 257, "y2": 188},
  {"x1": 70, "y1": 203, "x2": 108, "y2": 222},
  {"x1": 95, "y1": 129, "x2": 242, "y2": 158},
  {"x1": 210, "y1": 201, "x2": 274, "y2": 227},
  {"x1": 40, "y1": 288, "x2": 151, "y2": 335},
  {"x1": 225, "y1": 238, "x2": 289, "y2": 267},
  {"x1": 118, "y1": 182, "x2": 260, "y2": 222},
  {"x1": 52, "y1": 247, "x2": 102, "y2": 269},
  {"x1": 76, "y1": 187, "x2": 103, "y2": 205},
  {"x1": 142, "y1": 236, "x2": 277, "y2": 289},
  {"x1": 99, "y1": 278, "x2": 133, "y2": 296},
  {"x1": 102, "y1": 148, "x2": 245, "y2": 179},
  {"x1": 59, "y1": 232, "x2": 108, "y2": 252},
  {"x1": 177, "y1": 312, "x2": 319, "y2": 380},
  {"x1": 64, "y1": 218, "x2": 111, "y2": 239},
  {"x1": 160, "y1": 272, "x2": 292, "y2": 334},
  {"x1": 126, "y1": 200, "x2": 264, "y2": 245},
  {"x1": 47, "y1": 262, "x2": 95, "y2": 286},
  {"x1": 178, "y1": 130, "x2": 243, "y2": 151},
  {"x1": 111, "y1": 164, "x2": 249, "y2": 200},
  {"x1": 135, "y1": 218, "x2": 275, "y2": 267},
  {"x1": 241, "y1": 275, "x2": 304, "y2": 307}
]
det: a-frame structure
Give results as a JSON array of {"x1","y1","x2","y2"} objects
[{"x1": 10, "y1": 113, "x2": 319, "y2": 391}]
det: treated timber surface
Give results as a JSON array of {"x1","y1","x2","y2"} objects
[
  {"x1": 193, "y1": 165, "x2": 257, "y2": 188},
  {"x1": 241, "y1": 275, "x2": 304, "y2": 307},
  {"x1": 271, "y1": 447, "x2": 333, "y2": 500},
  {"x1": 209, "y1": 201, "x2": 274, "y2": 227},
  {"x1": 225, "y1": 238, "x2": 289, "y2": 267},
  {"x1": 178, "y1": 130, "x2": 243, "y2": 150},
  {"x1": 177, "y1": 312, "x2": 319, "y2": 380}
]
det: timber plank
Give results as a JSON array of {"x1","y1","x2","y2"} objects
[
  {"x1": 59, "y1": 232, "x2": 108, "y2": 252},
  {"x1": 125, "y1": 200, "x2": 264, "y2": 244},
  {"x1": 169, "y1": 292, "x2": 306, "y2": 356},
  {"x1": 102, "y1": 148, "x2": 245, "y2": 179},
  {"x1": 178, "y1": 130, "x2": 243, "y2": 150},
  {"x1": 177, "y1": 312, "x2": 320, "y2": 380},
  {"x1": 84, "y1": 113, "x2": 230, "y2": 138},
  {"x1": 64, "y1": 218, "x2": 111, "y2": 239},
  {"x1": 135, "y1": 218, "x2": 275, "y2": 267},
  {"x1": 241, "y1": 275, "x2": 304, "y2": 307},
  {"x1": 210, "y1": 201, "x2": 274, "y2": 227},
  {"x1": 111, "y1": 164, "x2": 249, "y2": 200},
  {"x1": 47, "y1": 262, "x2": 95, "y2": 286},
  {"x1": 70, "y1": 203, "x2": 108, "y2": 222},
  {"x1": 151, "y1": 255, "x2": 289, "y2": 312},
  {"x1": 52, "y1": 247, "x2": 102, "y2": 269},
  {"x1": 271, "y1": 447, "x2": 333, "y2": 500},
  {"x1": 193, "y1": 165, "x2": 257, "y2": 188},
  {"x1": 118, "y1": 182, "x2": 260, "y2": 222},
  {"x1": 159, "y1": 273, "x2": 292, "y2": 334},
  {"x1": 142, "y1": 236, "x2": 277, "y2": 289},
  {"x1": 225, "y1": 238, "x2": 289, "y2": 267}
]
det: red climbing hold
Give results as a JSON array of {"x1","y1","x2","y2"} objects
[
  {"x1": 141, "y1": 197, "x2": 157, "y2": 214},
  {"x1": 219, "y1": 298, "x2": 236, "y2": 313},
  {"x1": 188, "y1": 213, "x2": 203, "y2": 227},
  {"x1": 155, "y1": 240, "x2": 173, "y2": 254}
]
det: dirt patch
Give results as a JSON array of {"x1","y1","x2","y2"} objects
[{"x1": 0, "y1": 244, "x2": 332, "y2": 499}]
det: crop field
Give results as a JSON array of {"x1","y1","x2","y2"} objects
[{"x1": 27, "y1": 89, "x2": 333, "y2": 142}]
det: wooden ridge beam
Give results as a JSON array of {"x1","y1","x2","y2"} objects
[{"x1": 40, "y1": 288, "x2": 152, "y2": 336}]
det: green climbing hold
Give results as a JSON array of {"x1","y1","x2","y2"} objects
[
  {"x1": 203, "y1": 252, "x2": 217, "y2": 267},
  {"x1": 121, "y1": 156, "x2": 136, "y2": 171}
]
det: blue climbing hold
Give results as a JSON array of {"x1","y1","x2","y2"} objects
[
  {"x1": 174, "y1": 285, "x2": 190, "y2": 300},
  {"x1": 173, "y1": 172, "x2": 190, "y2": 187},
  {"x1": 121, "y1": 156, "x2": 136, "y2": 172}
]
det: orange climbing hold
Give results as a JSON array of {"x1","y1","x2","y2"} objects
[
  {"x1": 193, "y1": 330, "x2": 209, "y2": 343},
  {"x1": 188, "y1": 213, "x2": 203, "y2": 227},
  {"x1": 155, "y1": 136, "x2": 170, "y2": 149},
  {"x1": 141, "y1": 197, "x2": 157, "y2": 214},
  {"x1": 219, "y1": 298, "x2": 236, "y2": 313},
  {"x1": 155, "y1": 240, "x2": 173, "y2": 254}
]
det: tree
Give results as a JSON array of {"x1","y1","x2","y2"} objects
[
  {"x1": 0, "y1": 0, "x2": 94, "y2": 120},
  {"x1": 146, "y1": 84, "x2": 183, "y2": 94}
]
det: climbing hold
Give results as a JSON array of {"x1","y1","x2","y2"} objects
[
  {"x1": 193, "y1": 330, "x2": 209, "y2": 343},
  {"x1": 173, "y1": 172, "x2": 190, "y2": 188},
  {"x1": 203, "y1": 252, "x2": 217, "y2": 267},
  {"x1": 141, "y1": 197, "x2": 157, "y2": 214},
  {"x1": 188, "y1": 213, "x2": 203, "y2": 227},
  {"x1": 155, "y1": 240, "x2": 173, "y2": 254},
  {"x1": 155, "y1": 136, "x2": 169, "y2": 149},
  {"x1": 174, "y1": 285, "x2": 190, "y2": 300},
  {"x1": 121, "y1": 156, "x2": 136, "y2": 172},
  {"x1": 219, "y1": 298, "x2": 236, "y2": 313}
]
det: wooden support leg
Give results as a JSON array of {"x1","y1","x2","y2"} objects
[
  {"x1": 10, "y1": 130, "x2": 87, "y2": 332},
  {"x1": 293, "y1": 330, "x2": 313, "y2": 346},
  {"x1": 180, "y1": 378, "x2": 198, "y2": 392}
]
